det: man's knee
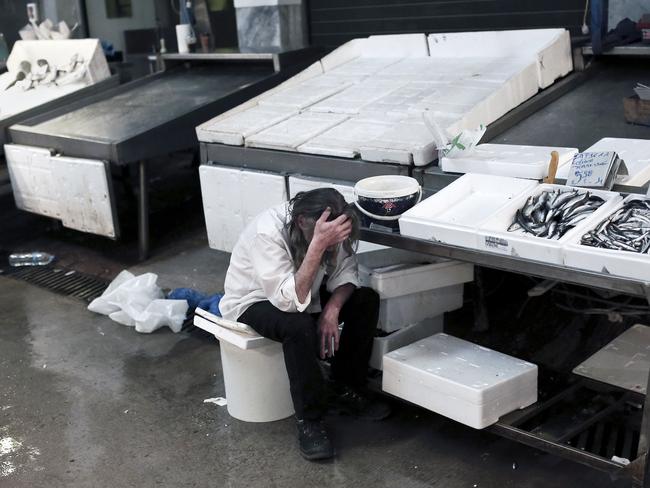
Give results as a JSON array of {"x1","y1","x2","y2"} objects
[
  {"x1": 354, "y1": 287, "x2": 380, "y2": 309},
  {"x1": 283, "y1": 313, "x2": 317, "y2": 343}
]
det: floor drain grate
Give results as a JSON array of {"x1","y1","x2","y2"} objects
[{"x1": 1, "y1": 266, "x2": 109, "y2": 302}]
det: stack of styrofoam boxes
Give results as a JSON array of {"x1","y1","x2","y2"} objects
[
  {"x1": 199, "y1": 165, "x2": 288, "y2": 252},
  {"x1": 383, "y1": 333, "x2": 538, "y2": 429},
  {"x1": 357, "y1": 248, "x2": 474, "y2": 370},
  {"x1": 195, "y1": 29, "x2": 573, "y2": 167}
]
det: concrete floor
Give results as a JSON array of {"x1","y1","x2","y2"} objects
[
  {"x1": 0, "y1": 56, "x2": 645, "y2": 488},
  {"x1": 0, "y1": 233, "x2": 631, "y2": 488}
]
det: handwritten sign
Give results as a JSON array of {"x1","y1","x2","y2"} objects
[{"x1": 566, "y1": 151, "x2": 623, "y2": 189}]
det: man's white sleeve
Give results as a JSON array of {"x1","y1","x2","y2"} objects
[{"x1": 250, "y1": 233, "x2": 311, "y2": 313}]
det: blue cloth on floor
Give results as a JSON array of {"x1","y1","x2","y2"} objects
[{"x1": 168, "y1": 288, "x2": 222, "y2": 316}]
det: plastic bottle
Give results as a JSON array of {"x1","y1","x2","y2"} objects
[{"x1": 8, "y1": 252, "x2": 55, "y2": 267}]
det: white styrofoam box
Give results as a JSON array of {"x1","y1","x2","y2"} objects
[
  {"x1": 360, "y1": 118, "x2": 438, "y2": 166},
  {"x1": 196, "y1": 105, "x2": 297, "y2": 145},
  {"x1": 382, "y1": 333, "x2": 538, "y2": 429},
  {"x1": 297, "y1": 118, "x2": 393, "y2": 158},
  {"x1": 357, "y1": 248, "x2": 473, "y2": 332},
  {"x1": 399, "y1": 174, "x2": 538, "y2": 249},
  {"x1": 320, "y1": 38, "x2": 366, "y2": 72},
  {"x1": 360, "y1": 80, "x2": 447, "y2": 118},
  {"x1": 200, "y1": 165, "x2": 287, "y2": 252},
  {"x1": 362, "y1": 34, "x2": 430, "y2": 58},
  {"x1": 564, "y1": 195, "x2": 650, "y2": 281},
  {"x1": 326, "y1": 57, "x2": 401, "y2": 78},
  {"x1": 4, "y1": 144, "x2": 59, "y2": 218},
  {"x1": 7, "y1": 39, "x2": 110, "y2": 84},
  {"x1": 5, "y1": 144, "x2": 117, "y2": 237},
  {"x1": 196, "y1": 60, "x2": 323, "y2": 140},
  {"x1": 427, "y1": 29, "x2": 572, "y2": 88},
  {"x1": 441, "y1": 144, "x2": 579, "y2": 179},
  {"x1": 55, "y1": 155, "x2": 116, "y2": 237},
  {"x1": 375, "y1": 285, "x2": 464, "y2": 333},
  {"x1": 258, "y1": 77, "x2": 351, "y2": 110},
  {"x1": 369, "y1": 316, "x2": 444, "y2": 370},
  {"x1": 477, "y1": 184, "x2": 622, "y2": 264},
  {"x1": 287, "y1": 175, "x2": 385, "y2": 253},
  {"x1": 308, "y1": 79, "x2": 406, "y2": 115},
  {"x1": 246, "y1": 112, "x2": 349, "y2": 151},
  {"x1": 1, "y1": 39, "x2": 110, "y2": 122},
  {"x1": 557, "y1": 138, "x2": 650, "y2": 187},
  {"x1": 357, "y1": 248, "x2": 474, "y2": 299}
]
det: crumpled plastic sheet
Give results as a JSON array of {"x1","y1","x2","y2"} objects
[{"x1": 88, "y1": 270, "x2": 188, "y2": 333}]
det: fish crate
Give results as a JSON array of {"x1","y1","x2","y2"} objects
[
  {"x1": 398, "y1": 174, "x2": 538, "y2": 250},
  {"x1": 564, "y1": 195, "x2": 650, "y2": 281},
  {"x1": 623, "y1": 95, "x2": 650, "y2": 127},
  {"x1": 382, "y1": 333, "x2": 538, "y2": 429},
  {"x1": 357, "y1": 248, "x2": 474, "y2": 333},
  {"x1": 476, "y1": 184, "x2": 622, "y2": 264}
]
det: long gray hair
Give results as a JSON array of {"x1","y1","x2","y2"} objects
[{"x1": 285, "y1": 188, "x2": 360, "y2": 269}]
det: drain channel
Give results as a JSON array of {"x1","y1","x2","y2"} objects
[{"x1": 0, "y1": 266, "x2": 109, "y2": 302}]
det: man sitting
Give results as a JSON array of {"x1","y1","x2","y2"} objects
[{"x1": 219, "y1": 188, "x2": 390, "y2": 460}]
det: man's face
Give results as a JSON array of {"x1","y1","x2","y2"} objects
[{"x1": 298, "y1": 216, "x2": 339, "y2": 253}]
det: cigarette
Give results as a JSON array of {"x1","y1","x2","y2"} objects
[{"x1": 331, "y1": 336, "x2": 335, "y2": 357}]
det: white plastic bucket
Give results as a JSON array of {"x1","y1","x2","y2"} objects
[{"x1": 220, "y1": 340, "x2": 294, "y2": 422}]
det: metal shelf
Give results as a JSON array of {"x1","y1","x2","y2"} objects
[{"x1": 360, "y1": 229, "x2": 650, "y2": 299}]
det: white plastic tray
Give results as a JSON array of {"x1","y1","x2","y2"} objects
[
  {"x1": 441, "y1": 144, "x2": 578, "y2": 180},
  {"x1": 382, "y1": 333, "x2": 538, "y2": 429},
  {"x1": 476, "y1": 184, "x2": 622, "y2": 264},
  {"x1": 398, "y1": 174, "x2": 538, "y2": 249},
  {"x1": 357, "y1": 248, "x2": 474, "y2": 299},
  {"x1": 564, "y1": 195, "x2": 650, "y2": 281},
  {"x1": 357, "y1": 248, "x2": 472, "y2": 332}
]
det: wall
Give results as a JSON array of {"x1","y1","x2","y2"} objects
[
  {"x1": 85, "y1": 0, "x2": 157, "y2": 52},
  {"x1": 308, "y1": 0, "x2": 588, "y2": 47}
]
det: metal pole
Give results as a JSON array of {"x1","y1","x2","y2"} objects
[{"x1": 138, "y1": 160, "x2": 150, "y2": 261}]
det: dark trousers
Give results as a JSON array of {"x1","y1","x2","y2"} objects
[{"x1": 238, "y1": 287, "x2": 379, "y2": 420}]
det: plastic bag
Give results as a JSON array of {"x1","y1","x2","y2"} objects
[
  {"x1": 440, "y1": 125, "x2": 486, "y2": 159},
  {"x1": 88, "y1": 270, "x2": 188, "y2": 333},
  {"x1": 168, "y1": 287, "x2": 223, "y2": 316}
]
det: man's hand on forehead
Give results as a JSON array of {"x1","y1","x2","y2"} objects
[{"x1": 312, "y1": 208, "x2": 352, "y2": 251}]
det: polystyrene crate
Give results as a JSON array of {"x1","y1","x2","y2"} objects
[
  {"x1": 383, "y1": 333, "x2": 538, "y2": 429},
  {"x1": 398, "y1": 174, "x2": 538, "y2": 250},
  {"x1": 357, "y1": 248, "x2": 473, "y2": 332},
  {"x1": 441, "y1": 144, "x2": 578, "y2": 180},
  {"x1": 476, "y1": 184, "x2": 622, "y2": 264},
  {"x1": 564, "y1": 195, "x2": 650, "y2": 281},
  {"x1": 369, "y1": 316, "x2": 444, "y2": 370}
]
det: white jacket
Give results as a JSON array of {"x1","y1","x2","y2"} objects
[{"x1": 219, "y1": 203, "x2": 360, "y2": 322}]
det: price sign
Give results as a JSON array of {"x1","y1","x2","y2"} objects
[{"x1": 566, "y1": 151, "x2": 623, "y2": 189}]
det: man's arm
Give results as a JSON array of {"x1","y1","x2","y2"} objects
[
  {"x1": 294, "y1": 208, "x2": 352, "y2": 303},
  {"x1": 318, "y1": 283, "x2": 355, "y2": 359}
]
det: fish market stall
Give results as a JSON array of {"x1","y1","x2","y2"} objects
[
  {"x1": 4, "y1": 49, "x2": 319, "y2": 259},
  {"x1": 196, "y1": 28, "x2": 574, "y2": 253},
  {"x1": 0, "y1": 39, "x2": 117, "y2": 153}
]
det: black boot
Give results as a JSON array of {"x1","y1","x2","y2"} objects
[
  {"x1": 332, "y1": 385, "x2": 392, "y2": 421},
  {"x1": 296, "y1": 418, "x2": 334, "y2": 460}
]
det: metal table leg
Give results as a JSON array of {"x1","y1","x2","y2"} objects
[{"x1": 138, "y1": 160, "x2": 150, "y2": 261}]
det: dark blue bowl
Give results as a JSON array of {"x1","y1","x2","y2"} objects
[{"x1": 357, "y1": 192, "x2": 420, "y2": 219}]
